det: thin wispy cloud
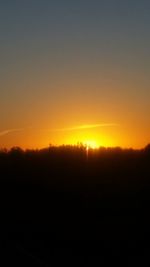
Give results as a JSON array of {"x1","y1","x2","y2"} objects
[
  {"x1": 50, "y1": 123, "x2": 118, "y2": 132},
  {"x1": 0, "y1": 128, "x2": 23, "y2": 137}
]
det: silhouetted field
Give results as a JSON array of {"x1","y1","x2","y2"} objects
[{"x1": 1, "y1": 144, "x2": 150, "y2": 266}]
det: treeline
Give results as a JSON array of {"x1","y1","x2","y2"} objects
[
  {"x1": 1, "y1": 144, "x2": 150, "y2": 264},
  {"x1": 0, "y1": 143, "x2": 150, "y2": 196}
]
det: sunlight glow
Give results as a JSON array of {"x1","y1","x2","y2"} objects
[{"x1": 83, "y1": 140, "x2": 99, "y2": 149}]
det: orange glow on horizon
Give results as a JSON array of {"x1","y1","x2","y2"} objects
[{"x1": 0, "y1": 122, "x2": 149, "y2": 150}]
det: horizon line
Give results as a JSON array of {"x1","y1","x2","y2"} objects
[{"x1": 0, "y1": 143, "x2": 149, "y2": 151}]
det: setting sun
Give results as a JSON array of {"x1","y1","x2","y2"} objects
[{"x1": 83, "y1": 140, "x2": 99, "y2": 149}]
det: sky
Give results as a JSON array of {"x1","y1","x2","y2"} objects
[{"x1": 0, "y1": 0, "x2": 150, "y2": 149}]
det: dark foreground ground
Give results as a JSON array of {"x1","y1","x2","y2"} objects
[{"x1": 0, "y1": 145, "x2": 150, "y2": 266}]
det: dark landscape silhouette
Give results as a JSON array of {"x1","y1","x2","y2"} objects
[{"x1": 1, "y1": 144, "x2": 150, "y2": 266}]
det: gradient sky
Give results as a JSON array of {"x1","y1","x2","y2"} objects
[{"x1": 0, "y1": 0, "x2": 150, "y2": 149}]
